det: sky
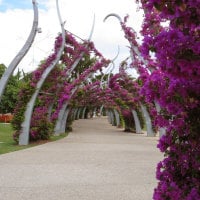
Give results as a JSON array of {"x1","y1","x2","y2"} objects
[{"x1": 0, "y1": 0, "x2": 144, "y2": 76}]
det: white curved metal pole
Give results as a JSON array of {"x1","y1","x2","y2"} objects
[
  {"x1": 140, "y1": 103, "x2": 155, "y2": 137},
  {"x1": 54, "y1": 87, "x2": 77, "y2": 135},
  {"x1": 107, "y1": 110, "x2": 114, "y2": 125},
  {"x1": 99, "y1": 105, "x2": 104, "y2": 116},
  {"x1": 77, "y1": 107, "x2": 81, "y2": 119},
  {"x1": 104, "y1": 13, "x2": 122, "y2": 23},
  {"x1": 132, "y1": 110, "x2": 142, "y2": 134},
  {"x1": 19, "y1": 0, "x2": 65, "y2": 145},
  {"x1": 113, "y1": 109, "x2": 120, "y2": 127},
  {"x1": 0, "y1": 0, "x2": 39, "y2": 101},
  {"x1": 54, "y1": 102, "x2": 69, "y2": 135},
  {"x1": 154, "y1": 101, "x2": 166, "y2": 137},
  {"x1": 73, "y1": 108, "x2": 79, "y2": 120},
  {"x1": 107, "y1": 110, "x2": 112, "y2": 124},
  {"x1": 100, "y1": 46, "x2": 119, "y2": 88},
  {"x1": 92, "y1": 107, "x2": 97, "y2": 118},
  {"x1": 81, "y1": 107, "x2": 87, "y2": 119},
  {"x1": 60, "y1": 108, "x2": 70, "y2": 133},
  {"x1": 110, "y1": 110, "x2": 115, "y2": 126}
]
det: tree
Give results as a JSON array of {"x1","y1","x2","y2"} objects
[
  {"x1": 0, "y1": 64, "x2": 6, "y2": 77},
  {"x1": 0, "y1": 64, "x2": 22, "y2": 114}
]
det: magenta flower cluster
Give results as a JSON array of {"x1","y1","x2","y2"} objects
[{"x1": 136, "y1": 1, "x2": 200, "y2": 199}]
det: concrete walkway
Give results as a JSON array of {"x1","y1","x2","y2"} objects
[{"x1": 0, "y1": 117, "x2": 163, "y2": 200}]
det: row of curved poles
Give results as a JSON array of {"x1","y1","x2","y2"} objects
[
  {"x1": 0, "y1": 1, "x2": 162, "y2": 145},
  {"x1": 104, "y1": 13, "x2": 166, "y2": 137}
]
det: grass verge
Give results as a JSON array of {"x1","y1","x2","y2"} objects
[{"x1": 0, "y1": 123, "x2": 68, "y2": 155}]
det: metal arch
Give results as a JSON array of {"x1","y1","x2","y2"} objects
[
  {"x1": 104, "y1": 13, "x2": 155, "y2": 136},
  {"x1": 108, "y1": 46, "x2": 121, "y2": 74},
  {"x1": 0, "y1": 0, "x2": 39, "y2": 101},
  {"x1": 111, "y1": 45, "x2": 120, "y2": 62},
  {"x1": 100, "y1": 46, "x2": 120, "y2": 88},
  {"x1": 52, "y1": 15, "x2": 97, "y2": 136},
  {"x1": 104, "y1": 13, "x2": 148, "y2": 67},
  {"x1": 19, "y1": 0, "x2": 65, "y2": 145},
  {"x1": 47, "y1": 15, "x2": 96, "y2": 123},
  {"x1": 103, "y1": 13, "x2": 122, "y2": 23}
]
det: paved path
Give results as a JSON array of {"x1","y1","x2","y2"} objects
[{"x1": 0, "y1": 117, "x2": 162, "y2": 200}]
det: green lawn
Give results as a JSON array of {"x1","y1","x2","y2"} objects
[{"x1": 0, "y1": 123, "x2": 68, "y2": 155}]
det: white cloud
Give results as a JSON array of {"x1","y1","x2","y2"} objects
[{"x1": 0, "y1": 0, "x2": 143, "y2": 76}]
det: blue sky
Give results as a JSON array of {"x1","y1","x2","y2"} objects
[{"x1": 0, "y1": 0, "x2": 46, "y2": 12}]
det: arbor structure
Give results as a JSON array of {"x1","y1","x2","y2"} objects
[{"x1": 2, "y1": 1, "x2": 200, "y2": 199}]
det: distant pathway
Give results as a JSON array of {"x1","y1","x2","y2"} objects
[{"x1": 0, "y1": 117, "x2": 162, "y2": 200}]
